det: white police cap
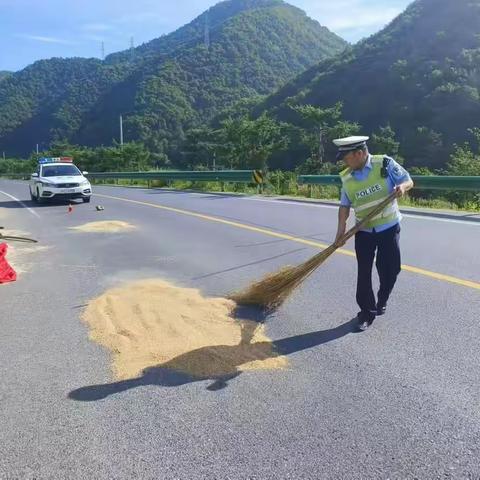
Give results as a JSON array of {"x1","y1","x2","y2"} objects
[{"x1": 333, "y1": 136, "x2": 369, "y2": 160}]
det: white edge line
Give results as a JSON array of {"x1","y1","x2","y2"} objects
[
  {"x1": 239, "y1": 196, "x2": 480, "y2": 227},
  {"x1": 401, "y1": 214, "x2": 480, "y2": 226},
  {"x1": 0, "y1": 190, "x2": 41, "y2": 218}
]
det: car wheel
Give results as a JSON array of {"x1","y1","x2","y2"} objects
[{"x1": 37, "y1": 188, "x2": 45, "y2": 204}]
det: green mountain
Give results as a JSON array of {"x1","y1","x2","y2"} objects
[
  {"x1": 106, "y1": 0, "x2": 304, "y2": 64},
  {"x1": 258, "y1": 0, "x2": 480, "y2": 168},
  {"x1": 0, "y1": 0, "x2": 346, "y2": 157},
  {"x1": 0, "y1": 71, "x2": 11, "y2": 81},
  {"x1": 0, "y1": 59, "x2": 127, "y2": 155}
]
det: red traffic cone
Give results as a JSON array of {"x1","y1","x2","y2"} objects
[
  {"x1": 68, "y1": 204, "x2": 73, "y2": 214},
  {"x1": 0, "y1": 243, "x2": 17, "y2": 284}
]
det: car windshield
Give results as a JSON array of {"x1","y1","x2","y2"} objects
[{"x1": 42, "y1": 165, "x2": 81, "y2": 177}]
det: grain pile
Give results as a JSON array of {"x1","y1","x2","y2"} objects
[
  {"x1": 83, "y1": 279, "x2": 288, "y2": 380},
  {"x1": 70, "y1": 221, "x2": 136, "y2": 233}
]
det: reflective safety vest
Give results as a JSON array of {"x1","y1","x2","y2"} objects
[{"x1": 340, "y1": 155, "x2": 400, "y2": 230}]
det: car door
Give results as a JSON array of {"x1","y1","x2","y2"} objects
[{"x1": 30, "y1": 165, "x2": 41, "y2": 194}]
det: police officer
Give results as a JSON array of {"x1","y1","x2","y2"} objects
[{"x1": 333, "y1": 136, "x2": 414, "y2": 331}]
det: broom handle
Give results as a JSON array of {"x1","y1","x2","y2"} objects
[
  {"x1": 334, "y1": 192, "x2": 398, "y2": 247},
  {"x1": 0, "y1": 234, "x2": 38, "y2": 243}
]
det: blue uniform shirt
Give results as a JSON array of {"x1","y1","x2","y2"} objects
[{"x1": 340, "y1": 155, "x2": 411, "y2": 233}]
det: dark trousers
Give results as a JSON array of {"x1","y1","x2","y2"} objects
[{"x1": 354, "y1": 224, "x2": 401, "y2": 314}]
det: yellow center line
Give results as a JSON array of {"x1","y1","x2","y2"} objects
[{"x1": 96, "y1": 193, "x2": 480, "y2": 292}]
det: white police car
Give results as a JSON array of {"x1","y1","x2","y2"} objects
[{"x1": 30, "y1": 157, "x2": 92, "y2": 203}]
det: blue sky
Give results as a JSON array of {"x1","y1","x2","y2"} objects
[{"x1": 0, "y1": 0, "x2": 412, "y2": 72}]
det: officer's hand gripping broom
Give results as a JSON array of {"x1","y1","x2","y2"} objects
[{"x1": 230, "y1": 192, "x2": 397, "y2": 311}]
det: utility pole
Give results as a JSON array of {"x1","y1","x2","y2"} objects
[
  {"x1": 2, "y1": 151, "x2": 5, "y2": 160},
  {"x1": 119, "y1": 115, "x2": 124, "y2": 146},
  {"x1": 36, "y1": 144, "x2": 39, "y2": 154},
  {"x1": 318, "y1": 126, "x2": 325, "y2": 164},
  {"x1": 130, "y1": 37, "x2": 135, "y2": 60},
  {"x1": 101, "y1": 41, "x2": 105, "y2": 60}
]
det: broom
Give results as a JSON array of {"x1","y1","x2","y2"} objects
[
  {"x1": 230, "y1": 192, "x2": 398, "y2": 311},
  {"x1": 0, "y1": 233, "x2": 38, "y2": 243}
]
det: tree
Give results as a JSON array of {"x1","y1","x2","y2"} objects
[
  {"x1": 448, "y1": 128, "x2": 480, "y2": 175},
  {"x1": 404, "y1": 127, "x2": 444, "y2": 167},
  {"x1": 179, "y1": 127, "x2": 221, "y2": 170},
  {"x1": 290, "y1": 102, "x2": 360, "y2": 172},
  {"x1": 443, "y1": 128, "x2": 480, "y2": 208},
  {"x1": 408, "y1": 166, "x2": 434, "y2": 176},
  {"x1": 216, "y1": 113, "x2": 289, "y2": 170},
  {"x1": 291, "y1": 102, "x2": 339, "y2": 164},
  {"x1": 370, "y1": 125, "x2": 401, "y2": 159},
  {"x1": 35, "y1": 141, "x2": 152, "y2": 172},
  {"x1": 0, "y1": 158, "x2": 36, "y2": 174}
]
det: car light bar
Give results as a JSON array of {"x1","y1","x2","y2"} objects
[{"x1": 39, "y1": 157, "x2": 74, "y2": 164}]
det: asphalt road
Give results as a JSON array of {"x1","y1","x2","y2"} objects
[{"x1": 1, "y1": 179, "x2": 480, "y2": 479}]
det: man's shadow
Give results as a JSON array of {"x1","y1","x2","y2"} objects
[{"x1": 69, "y1": 315, "x2": 358, "y2": 402}]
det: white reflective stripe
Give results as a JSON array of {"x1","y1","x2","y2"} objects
[
  {"x1": 356, "y1": 204, "x2": 398, "y2": 222},
  {"x1": 383, "y1": 204, "x2": 397, "y2": 216},
  {"x1": 370, "y1": 207, "x2": 397, "y2": 221},
  {"x1": 355, "y1": 197, "x2": 392, "y2": 213}
]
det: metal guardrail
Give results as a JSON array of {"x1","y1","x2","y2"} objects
[
  {"x1": 2, "y1": 171, "x2": 479, "y2": 191},
  {"x1": 298, "y1": 175, "x2": 480, "y2": 192},
  {"x1": 298, "y1": 175, "x2": 341, "y2": 187},
  {"x1": 86, "y1": 170, "x2": 264, "y2": 184},
  {"x1": 411, "y1": 176, "x2": 480, "y2": 191},
  {"x1": 0, "y1": 173, "x2": 29, "y2": 180}
]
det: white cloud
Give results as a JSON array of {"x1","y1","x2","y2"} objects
[
  {"x1": 82, "y1": 23, "x2": 114, "y2": 32},
  {"x1": 293, "y1": 0, "x2": 408, "y2": 41},
  {"x1": 113, "y1": 11, "x2": 172, "y2": 25},
  {"x1": 83, "y1": 34, "x2": 107, "y2": 42},
  {"x1": 327, "y1": 8, "x2": 402, "y2": 31},
  {"x1": 16, "y1": 34, "x2": 76, "y2": 45}
]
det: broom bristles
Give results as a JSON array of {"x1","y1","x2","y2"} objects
[
  {"x1": 230, "y1": 193, "x2": 397, "y2": 311},
  {"x1": 230, "y1": 244, "x2": 337, "y2": 310}
]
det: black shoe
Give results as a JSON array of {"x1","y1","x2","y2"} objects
[
  {"x1": 376, "y1": 303, "x2": 387, "y2": 316},
  {"x1": 356, "y1": 311, "x2": 376, "y2": 332}
]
